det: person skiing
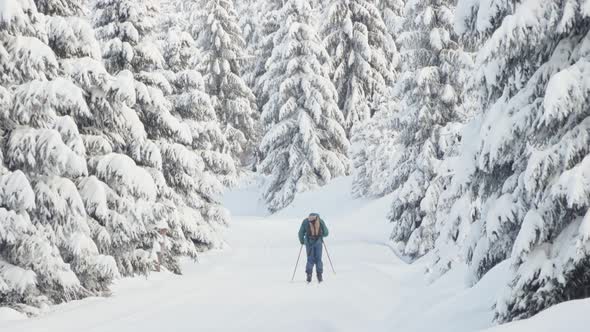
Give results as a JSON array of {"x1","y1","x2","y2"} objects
[{"x1": 298, "y1": 212, "x2": 329, "y2": 283}]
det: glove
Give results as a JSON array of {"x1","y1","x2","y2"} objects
[{"x1": 300, "y1": 240, "x2": 304, "y2": 245}]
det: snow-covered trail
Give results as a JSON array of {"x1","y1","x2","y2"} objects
[
  {"x1": 1, "y1": 178, "x2": 412, "y2": 332},
  {"x1": 3, "y1": 177, "x2": 540, "y2": 332}
]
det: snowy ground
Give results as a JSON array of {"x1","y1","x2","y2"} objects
[{"x1": 1, "y1": 177, "x2": 588, "y2": 332}]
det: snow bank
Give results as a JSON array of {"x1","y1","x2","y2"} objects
[
  {"x1": 485, "y1": 298, "x2": 590, "y2": 332},
  {"x1": 0, "y1": 307, "x2": 26, "y2": 321}
]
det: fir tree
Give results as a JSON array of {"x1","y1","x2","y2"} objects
[
  {"x1": 350, "y1": 101, "x2": 403, "y2": 198},
  {"x1": 53, "y1": 0, "x2": 185, "y2": 278},
  {"x1": 235, "y1": 0, "x2": 259, "y2": 48},
  {"x1": 94, "y1": 0, "x2": 232, "y2": 262},
  {"x1": 333, "y1": 0, "x2": 402, "y2": 198},
  {"x1": 322, "y1": 0, "x2": 398, "y2": 134},
  {"x1": 89, "y1": 0, "x2": 187, "y2": 275},
  {"x1": 445, "y1": 0, "x2": 590, "y2": 322},
  {"x1": 194, "y1": 0, "x2": 259, "y2": 164},
  {"x1": 0, "y1": 0, "x2": 120, "y2": 310},
  {"x1": 158, "y1": 27, "x2": 236, "y2": 249},
  {"x1": 258, "y1": 0, "x2": 350, "y2": 212},
  {"x1": 378, "y1": 0, "x2": 405, "y2": 38},
  {"x1": 422, "y1": 92, "x2": 479, "y2": 281},
  {"x1": 386, "y1": 0, "x2": 471, "y2": 258},
  {"x1": 250, "y1": 0, "x2": 284, "y2": 114}
]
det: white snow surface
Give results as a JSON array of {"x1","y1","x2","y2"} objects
[
  {"x1": 0, "y1": 308, "x2": 26, "y2": 322},
  {"x1": 1, "y1": 176, "x2": 588, "y2": 332}
]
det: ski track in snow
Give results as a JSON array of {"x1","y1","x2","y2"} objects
[{"x1": 1, "y1": 177, "x2": 588, "y2": 332}]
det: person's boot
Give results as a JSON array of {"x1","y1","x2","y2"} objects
[
  {"x1": 317, "y1": 272, "x2": 323, "y2": 283},
  {"x1": 306, "y1": 273, "x2": 312, "y2": 283}
]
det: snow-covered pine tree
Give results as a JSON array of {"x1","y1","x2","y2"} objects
[
  {"x1": 92, "y1": 0, "x2": 160, "y2": 74},
  {"x1": 310, "y1": 0, "x2": 328, "y2": 13},
  {"x1": 322, "y1": 0, "x2": 398, "y2": 135},
  {"x1": 160, "y1": 0, "x2": 191, "y2": 33},
  {"x1": 423, "y1": 97, "x2": 479, "y2": 281},
  {"x1": 0, "y1": 86, "x2": 83, "y2": 312},
  {"x1": 378, "y1": 0, "x2": 405, "y2": 39},
  {"x1": 193, "y1": 0, "x2": 259, "y2": 165},
  {"x1": 0, "y1": 168, "x2": 85, "y2": 313},
  {"x1": 37, "y1": 0, "x2": 167, "y2": 277},
  {"x1": 161, "y1": 1, "x2": 238, "y2": 182},
  {"x1": 350, "y1": 101, "x2": 403, "y2": 198},
  {"x1": 38, "y1": 0, "x2": 130, "y2": 292},
  {"x1": 258, "y1": 0, "x2": 350, "y2": 213},
  {"x1": 446, "y1": 0, "x2": 590, "y2": 322},
  {"x1": 53, "y1": 21, "x2": 164, "y2": 277},
  {"x1": 156, "y1": 26, "x2": 236, "y2": 249},
  {"x1": 328, "y1": 0, "x2": 403, "y2": 199},
  {"x1": 236, "y1": 0, "x2": 267, "y2": 117},
  {"x1": 235, "y1": 0, "x2": 259, "y2": 49},
  {"x1": 386, "y1": 0, "x2": 471, "y2": 258},
  {"x1": 93, "y1": 0, "x2": 231, "y2": 267},
  {"x1": 250, "y1": 0, "x2": 284, "y2": 112},
  {"x1": 0, "y1": 0, "x2": 121, "y2": 309},
  {"x1": 92, "y1": 0, "x2": 182, "y2": 154},
  {"x1": 90, "y1": 0, "x2": 183, "y2": 274}
]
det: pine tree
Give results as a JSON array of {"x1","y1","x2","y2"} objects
[
  {"x1": 378, "y1": 0, "x2": 405, "y2": 38},
  {"x1": 350, "y1": 101, "x2": 403, "y2": 198},
  {"x1": 161, "y1": 29, "x2": 237, "y2": 180},
  {"x1": 330, "y1": 0, "x2": 402, "y2": 199},
  {"x1": 0, "y1": 0, "x2": 121, "y2": 310},
  {"x1": 94, "y1": 0, "x2": 232, "y2": 263},
  {"x1": 92, "y1": 0, "x2": 182, "y2": 157},
  {"x1": 443, "y1": 0, "x2": 590, "y2": 322},
  {"x1": 0, "y1": 88, "x2": 85, "y2": 312},
  {"x1": 80, "y1": 0, "x2": 183, "y2": 275},
  {"x1": 236, "y1": 0, "x2": 268, "y2": 115},
  {"x1": 0, "y1": 169, "x2": 84, "y2": 313},
  {"x1": 423, "y1": 96, "x2": 479, "y2": 281},
  {"x1": 322, "y1": 0, "x2": 398, "y2": 134},
  {"x1": 41, "y1": 0, "x2": 136, "y2": 289},
  {"x1": 258, "y1": 0, "x2": 350, "y2": 213},
  {"x1": 194, "y1": 0, "x2": 259, "y2": 164},
  {"x1": 60, "y1": 40, "x2": 165, "y2": 277},
  {"x1": 158, "y1": 26, "x2": 236, "y2": 249},
  {"x1": 251, "y1": 0, "x2": 284, "y2": 114},
  {"x1": 235, "y1": 0, "x2": 259, "y2": 48},
  {"x1": 386, "y1": 0, "x2": 471, "y2": 258}
]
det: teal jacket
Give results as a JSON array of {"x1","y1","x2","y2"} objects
[{"x1": 298, "y1": 218, "x2": 329, "y2": 245}]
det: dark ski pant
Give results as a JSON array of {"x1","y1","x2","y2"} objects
[{"x1": 305, "y1": 240, "x2": 323, "y2": 275}]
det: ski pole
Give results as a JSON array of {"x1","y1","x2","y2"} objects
[
  {"x1": 323, "y1": 241, "x2": 336, "y2": 274},
  {"x1": 291, "y1": 245, "x2": 304, "y2": 282}
]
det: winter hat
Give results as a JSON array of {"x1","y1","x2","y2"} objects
[{"x1": 309, "y1": 213, "x2": 320, "y2": 218}]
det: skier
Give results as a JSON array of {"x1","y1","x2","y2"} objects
[{"x1": 298, "y1": 213, "x2": 329, "y2": 283}]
